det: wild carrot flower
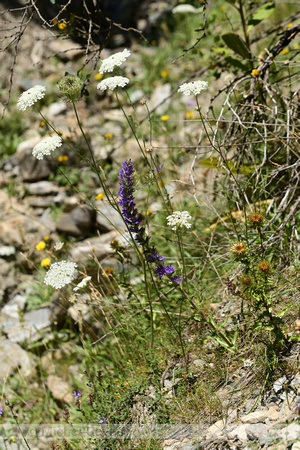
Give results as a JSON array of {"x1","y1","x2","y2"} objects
[
  {"x1": 44, "y1": 261, "x2": 78, "y2": 289},
  {"x1": 118, "y1": 160, "x2": 181, "y2": 284},
  {"x1": 178, "y1": 81, "x2": 208, "y2": 96},
  {"x1": 97, "y1": 76, "x2": 130, "y2": 91},
  {"x1": 99, "y1": 49, "x2": 131, "y2": 74},
  {"x1": 17, "y1": 85, "x2": 46, "y2": 111},
  {"x1": 167, "y1": 211, "x2": 192, "y2": 231},
  {"x1": 73, "y1": 276, "x2": 92, "y2": 292},
  {"x1": 32, "y1": 136, "x2": 63, "y2": 160}
]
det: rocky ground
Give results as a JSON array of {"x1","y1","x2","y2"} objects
[{"x1": 0, "y1": 3, "x2": 299, "y2": 450}]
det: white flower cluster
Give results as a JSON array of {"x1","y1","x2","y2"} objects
[
  {"x1": 0, "y1": 245, "x2": 16, "y2": 256},
  {"x1": 32, "y1": 136, "x2": 63, "y2": 160},
  {"x1": 17, "y1": 85, "x2": 46, "y2": 111},
  {"x1": 73, "y1": 276, "x2": 92, "y2": 292},
  {"x1": 44, "y1": 260, "x2": 78, "y2": 289},
  {"x1": 97, "y1": 76, "x2": 130, "y2": 91},
  {"x1": 167, "y1": 211, "x2": 192, "y2": 231},
  {"x1": 178, "y1": 80, "x2": 208, "y2": 96},
  {"x1": 173, "y1": 4, "x2": 200, "y2": 14},
  {"x1": 99, "y1": 49, "x2": 131, "y2": 74},
  {"x1": 54, "y1": 241, "x2": 64, "y2": 251}
]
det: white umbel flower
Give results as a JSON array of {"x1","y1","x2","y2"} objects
[
  {"x1": 99, "y1": 49, "x2": 131, "y2": 74},
  {"x1": 32, "y1": 136, "x2": 63, "y2": 160},
  {"x1": 97, "y1": 76, "x2": 130, "y2": 91},
  {"x1": 178, "y1": 81, "x2": 208, "y2": 96},
  {"x1": 44, "y1": 260, "x2": 78, "y2": 289},
  {"x1": 17, "y1": 85, "x2": 46, "y2": 111},
  {"x1": 73, "y1": 276, "x2": 92, "y2": 292},
  {"x1": 0, "y1": 245, "x2": 16, "y2": 256},
  {"x1": 167, "y1": 211, "x2": 192, "y2": 231},
  {"x1": 173, "y1": 4, "x2": 200, "y2": 14}
]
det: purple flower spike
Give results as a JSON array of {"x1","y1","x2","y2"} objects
[
  {"x1": 118, "y1": 160, "x2": 182, "y2": 284},
  {"x1": 73, "y1": 391, "x2": 81, "y2": 400}
]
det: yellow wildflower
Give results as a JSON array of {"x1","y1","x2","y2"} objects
[
  {"x1": 39, "y1": 120, "x2": 45, "y2": 127},
  {"x1": 104, "y1": 133, "x2": 113, "y2": 139},
  {"x1": 251, "y1": 69, "x2": 259, "y2": 77},
  {"x1": 95, "y1": 73, "x2": 103, "y2": 80},
  {"x1": 44, "y1": 236, "x2": 50, "y2": 241},
  {"x1": 95, "y1": 193, "x2": 104, "y2": 200},
  {"x1": 185, "y1": 111, "x2": 194, "y2": 119},
  {"x1": 36, "y1": 241, "x2": 46, "y2": 251},
  {"x1": 158, "y1": 181, "x2": 164, "y2": 187},
  {"x1": 58, "y1": 156, "x2": 64, "y2": 162},
  {"x1": 286, "y1": 23, "x2": 293, "y2": 28},
  {"x1": 58, "y1": 22, "x2": 67, "y2": 30},
  {"x1": 63, "y1": 155, "x2": 68, "y2": 161},
  {"x1": 231, "y1": 242, "x2": 246, "y2": 256},
  {"x1": 41, "y1": 257, "x2": 51, "y2": 267},
  {"x1": 281, "y1": 48, "x2": 289, "y2": 55},
  {"x1": 160, "y1": 115, "x2": 169, "y2": 121},
  {"x1": 161, "y1": 70, "x2": 169, "y2": 78}
]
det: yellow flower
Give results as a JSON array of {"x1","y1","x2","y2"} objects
[
  {"x1": 160, "y1": 115, "x2": 169, "y2": 121},
  {"x1": 286, "y1": 23, "x2": 293, "y2": 28},
  {"x1": 104, "y1": 133, "x2": 113, "y2": 139},
  {"x1": 44, "y1": 236, "x2": 50, "y2": 241},
  {"x1": 281, "y1": 48, "x2": 289, "y2": 55},
  {"x1": 52, "y1": 18, "x2": 58, "y2": 25},
  {"x1": 63, "y1": 155, "x2": 68, "y2": 161},
  {"x1": 231, "y1": 242, "x2": 246, "y2": 256},
  {"x1": 95, "y1": 193, "x2": 104, "y2": 200},
  {"x1": 251, "y1": 69, "x2": 259, "y2": 77},
  {"x1": 58, "y1": 156, "x2": 64, "y2": 162},
  {"x1": 161, "y1": 70, "x2": 169, "y2": 78},
  {"x1": 95, "y1": 73, "x2": 103, "y2": 80},
  {"x1": 58, "y1": 22, "x2": 67, "y2": 30},
  {"x1": 41, "y1": 257, "x2": 51, "y2": 267},
  {"x1": 36, "y1": 241, "x2": 46, "y2": 251},
  {"x1": 39, "y1": 120, "x2": 45, "y2": 127},
  {"x1": 185, "y1": 111, "x2": 194, "y2": 119},
  {"x1": 293, "y1": 43, "x2": 299, "y2": 50},
  {"x1": 158, "y1": 181, "x2": 164, "y2": 187}
]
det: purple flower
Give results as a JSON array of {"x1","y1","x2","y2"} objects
[
  {"x1": 73, "y1": 391, "x2": 81, "y2": 400},
  {"x1": 0, "y1": 407, "x2": 3, "y2": 416},
  {"x1": 118, "y1": 160, "x2": 182, "y2": 284},
  {"x1": 99, "y1": 417, "x2": 109, "y2": 423},
  {"x1": 171, "y1": 275, "x2": 182, "y2": 285},
  {"x1": 86, "y1": 382, "x2": 92, "y2": 387}
]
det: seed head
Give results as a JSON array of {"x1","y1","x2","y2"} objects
[
  {"x1": 57, "y1": 75, "x2": 84, "y2": 101},
  {"x1": 249, "y1": 213, "x2": 263, "y2": 228},
  {"x1": 258, "y1": 260, "x2": 271, "y2": 273},
  {"x1": 240, "y1": 275, "x2": 251, "y2": 286}
]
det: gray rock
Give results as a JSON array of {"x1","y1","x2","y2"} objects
[
  {"x1": 69, "y1": 231, "x2": 120, "y2": 262},
  {"x1": 47, "y1": 375, "x2": 73, "y2": 402},
  {"x1": 246, "y1": 423, "x2": 268, "y2": 441},
  {"x1": 25, "y1": 181, "x2": 60, "y2": 196},
  {"x1": 96, "y1": 201, "x2": 126, "y2": 232},
  {"x1": 277, "y1": 423, "x2": 300, "y2": 441},
  {"x1": 193, "y1": 359, "x2": 205, "y2": 369},
  {"x1": 148, "y1": 83, "x2": 172, "y2": 115},
  {"x1": 240, "y1": 410, "x2": 267, "y2": 424},
  {"x1": 56, "y1": 205, "x2": 96, "y2": 236},
  {"x1": 2, "y1": 294, "x2": 26, "y2": 319},
  {"x1": 0, "y1": 338, "x2": 36, "y2": 378},
  {"x1": 3, "y1": 307, "x2": 52, "y2": 343},
  {"x1": 17, "y1": 138, "x2": 55, "y2": 182},
  {"x1": 47, "y1": 102, "x2": 67, "y2": 118}
]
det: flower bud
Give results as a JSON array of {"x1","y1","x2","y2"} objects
[{"x1": 57, "y1": 75, "x2": 84, "y2": 101}]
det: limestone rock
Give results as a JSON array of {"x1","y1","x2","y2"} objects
[
  {"x1": 0, "y1": 338, "x2": 36, "y2": 378},
  {"x1": 47, "y1": 375, "x2": 73, "y2": 402},
  {"x1": 2, "y1": 307, "x2": 52, "y2": 343},
  {"x1": 56, "y1": 205, "x2": 96, "y2": 236}
]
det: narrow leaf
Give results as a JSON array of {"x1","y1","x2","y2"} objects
[{"x1": 222, "y1": 32, "x2": 251, "y2": 59}]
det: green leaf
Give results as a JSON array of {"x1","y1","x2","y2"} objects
[
  {"x1": 224, "y1": 0, "x2": 238, "y2": 8},
  {"x1": 225, "y1": 56, "x2": 248, "y2": 71},
  {"x1": 248, "y1": 2, "x2": 275, "y2": 32},
  {"x1": 222, "y1": 32, "x2": 251, "y2": 60},
  {"x1": 211, "y1": 46, "x2": 232, "y2": 55},
  {"x1": 50, "y1": 0, "x2": 56, "y2": 4}
]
